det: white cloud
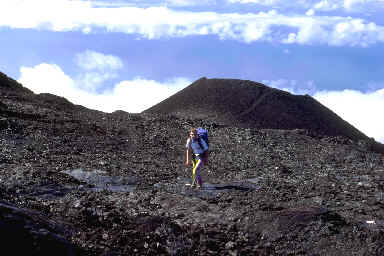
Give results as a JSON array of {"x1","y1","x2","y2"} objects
[
  {"x1": 17, "y1": 63, "x2": 190, "y2": 113},
  {"x1": 73, "y1": 50, "x2": 123, "y2": 91},
  {"x1": 314, "y1": 89, "x2": 384, "y2": 143},
  {"x1": 75, "y1": 72, "x2": 118, "y2": 92},
  {"x1": 106, "y1": 77, "x2": 190, "y2": 112},
  {"x1": 227, "y1": 0, "x2": 284, "y2": 4},
  {"x1": 313, "y1": 0, "x2": 342, "y2": 11},
  {"x1": 75, "y1": 50, "x2": 123, "y2": 71},
  {"x1": 311, "y1": 0, "x2": 378, "y2": 12},
  {"x1": 18, "y1": 63, "x2": 76, "y2": 95},
  {"x1": 331, "y1": 19, "x2": 382, "y2": 46},
  {"x1": 165, "y1": 0, "x2": 216, "y2": 6},
  {"x1": 306, "y1": 9, "x2": 315, "y2": 15},
  {"x1": 227, "y1": 0, "x2": 384, "y2": 13},
  {"x1": 1, "y1": 0, "x2": 384, "y2": 47}
]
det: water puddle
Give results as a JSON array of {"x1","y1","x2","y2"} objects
[{"x1": 63, "y1": 168, "x2": 137, "y2": 192}]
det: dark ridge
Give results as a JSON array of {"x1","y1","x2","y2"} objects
[
  {"x1": 144, "y1": 77, "x2": 369, "y2": 142},
  {"x1": 0, "y1": 71, "x2": 32, "y2": 95},
  {"x1": 33, "y1": 93, "x2": 90, "y2": 113}
]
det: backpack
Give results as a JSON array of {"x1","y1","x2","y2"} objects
[{"x1": 197, "y1": 127, "x2": 209, "y2": 149}]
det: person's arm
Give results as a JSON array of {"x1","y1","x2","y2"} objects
[
  {"x1": 185, "y1": 138, "x2": 191, "y2": 166},
  {"x1": 186, "y1": 147, "x2": 191, "y2": 166}
]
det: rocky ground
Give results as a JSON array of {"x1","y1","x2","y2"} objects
[{"x1": 2, "y1": 73, "x2": 384, "y2": 255}]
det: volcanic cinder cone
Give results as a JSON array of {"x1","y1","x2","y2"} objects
[{"x1": 144, "y1": 77, "x2": 369, "y2": 142}]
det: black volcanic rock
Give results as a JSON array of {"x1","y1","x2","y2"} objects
[
  {"x1": 144, "y1": 77, "x2": 369, "y2": 142},
  {"x1": 0, "y1": 100, "x2": 7, "y2": 110},
  {"x1": 0, "y1": 200, "x2": 83, "y2": 256},
  {"x1": 0, "y1": 72, "x2": 32, "y2": 94},
  {"x1": 34, "y1": 93, "x2": 90, "y2": 113},
  {"x1": 2, "y1": 71, "x2": 384, "y2": 255}
]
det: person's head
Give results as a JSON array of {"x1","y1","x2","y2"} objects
[{"x1": 189, "y1": 128, "x2": 197, "y2": 139}]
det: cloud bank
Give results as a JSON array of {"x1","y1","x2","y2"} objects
[
  {"x1": 17, "y1": 50, "x2": 191, "y2": 113},
  {"x1": 314, "y1": 89, "x2": 384, "y2": 143},
  {"x1": 1, "y1": 0, "x2": 384, "y2": 47}
]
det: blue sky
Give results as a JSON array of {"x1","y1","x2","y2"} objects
[{"x1": 1, "y1": 0, "x2": 384, "y2": 142}]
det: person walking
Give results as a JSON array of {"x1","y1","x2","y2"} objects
[{"x1": 185, "y1": 128, "x2": 209, "y2": 188}]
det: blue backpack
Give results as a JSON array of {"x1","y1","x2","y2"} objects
[{"x1": 197, "y1": 127, "x2": 209, "y2": 148}]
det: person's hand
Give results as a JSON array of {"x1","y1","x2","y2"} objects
[{"x1": 185, "y1": 161, "x2": 190, "y2": 166}]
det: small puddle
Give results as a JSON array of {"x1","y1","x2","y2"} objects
[{"x1": 63, "y1": 168, "x2": 137, "y2": 192}]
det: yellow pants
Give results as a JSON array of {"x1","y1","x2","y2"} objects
[{"x1": 191, "y1": 156, "x2": 204, "y2": 186}]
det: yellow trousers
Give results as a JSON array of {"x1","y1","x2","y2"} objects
[{"x1": 191, "y1": 157, "x2": 203, "y2": 186}]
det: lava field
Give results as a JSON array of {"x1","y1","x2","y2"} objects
[{"x1": 1, "y1": 72, "x2": 384, "y2": 255}]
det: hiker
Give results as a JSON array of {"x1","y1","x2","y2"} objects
[{"x1": 185, "y1": 128, "x2": 209, "y2": 188}]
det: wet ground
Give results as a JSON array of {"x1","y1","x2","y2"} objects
[{"x1": 63, "y1": 168, "x2": 137, "y2": 193}]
